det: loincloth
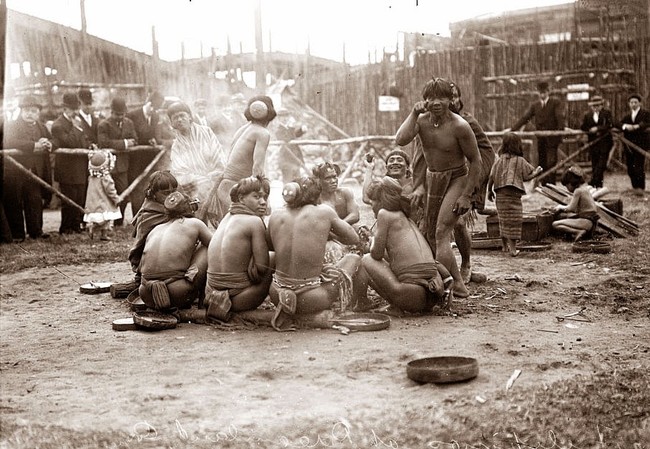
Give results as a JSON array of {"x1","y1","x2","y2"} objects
[
  {"x1": 423, "y1": 165, "x2": 469, "y2": 253},
  {"x1": 576, "y1": 211, "x2": 600, "y2": 233},
  {"x1": 271, "y1": 264, "x2": 353, "y2": 331},
  {"x1": 141, "y1": 270, "x2": 188, "y2": 310},
  {"x1": 204, "y1": 271, "x2": 253, "y2": 322},
  {"x1": 394, "y1": 262, "x2": 450, "y2": 310}
]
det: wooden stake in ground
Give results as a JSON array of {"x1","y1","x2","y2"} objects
[{"x1": 116, "y1": 147, "x2": 169, "y2": 204}]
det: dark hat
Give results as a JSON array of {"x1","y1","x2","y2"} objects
[
  {"x1": 167, "y1": 101, "x2": 192, "y2": 119},
  {"x1": 19, "y1": 95, "x2": 42, "y2": 110},
  {"x1": 147, "y1": 91, "x2": 165, "y2": 108},
  {"x1": 587, "y1": 95, "x2": 604, "y2": 106},
  {"x1": 78, "y1": 88, "x2": 93, "y2": 105},
  {"x1": 627, "y1": 93, "x2": 643, "y2": 102},
  {"x1": 537, "y1": 81, "x2": 550, "y2": 92},
  {"x1": 62, "y1": 93, "x2": 81, "y2": 109},
  {"x1": 110, "y1": 97, "x2": 128, "y2": 113}
]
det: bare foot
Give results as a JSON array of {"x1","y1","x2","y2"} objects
[
  {"x1": 574, "y1": 230, "x2": 587, "y2": 242},
  {"x1": 271, "y1": 307, "x2": 297, "y2": 332},
  {"x1": 453, "y1": 281, "x2": 470, "y2": 298},
  {"x1": 510, "y1": 249, "x2": 520, "y2": 257}
]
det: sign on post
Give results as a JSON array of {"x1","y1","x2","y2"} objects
[{"x1": 378, "y1": 96, "x2": 400, "y2": 112}]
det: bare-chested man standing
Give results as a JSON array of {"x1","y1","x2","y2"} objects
[
  {"x1": 268, "y1": 176, "x2": 361, "y2": 330},
  {"x1": 395, "y1": 78, "x2": 481, "y2": 298},
  {"x1": 139, "y1": 192, "x2": 213, "y2": 310},
  {"x1": 204, "y1": 176, "x2": 273, "y2": 322}
]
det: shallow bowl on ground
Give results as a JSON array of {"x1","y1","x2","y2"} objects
[
  {"x1": 572, "y1": 240, "x2": 611, "y2": 254},
  {"x1": 330, "y1": 313, "x2": 390, "y2": 332},
  {"x1": 133, "y1": 311, "x2": 178, "y2": 331},
  {"x1": 407, "y1": 356, "x2": 479, "y2": 384}
]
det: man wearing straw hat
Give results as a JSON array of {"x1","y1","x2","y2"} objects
[{"x1": 579, "y1": 95, "x2": 613, "y2": 189}]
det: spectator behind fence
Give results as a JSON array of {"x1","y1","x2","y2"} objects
[
  {"x1": 506, "y1": 81, "x2": 567, "y2": 185},
  {"x1": 98, "y1": 97, "x2": 138, "y2": 226},
  {"x1": 127, "y1": 90, "x2": 171, "y2": 215},
  {"x1": 617, "y1": 93, "x2": 649, "y2": 195},
  {"x1": 3, "y1": 95, "x2": 54, "y2": 241},
  {"x1": 51, "y1": 92, "x2": 90, "y2": 234},
  {"x1": 77, "y1": 88, "x2": 99, "y2": 144},
  {"x1": 579, "y1": 95, "x2": 614, "y2": 189}
]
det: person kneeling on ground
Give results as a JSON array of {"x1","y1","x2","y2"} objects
[
  {"x1": 267, "y1": 176, "x2": 361, "y2": 331},
  {"x1": 552, "y1": 166, "x2": 600, "y2": 242},
  {"x1": 352, "y1": 177, "x2": 453, "y2": 314},
  {"x1": 138, "y1": 192, "x2": 212, "y2": 310},
  {"x1": 204, "y1": 175, "x2": 273, "y2": 322}
]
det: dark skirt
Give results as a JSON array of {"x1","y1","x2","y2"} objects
[{"x1": 495, "y1": 186, "x2": 524, "y2": 240}]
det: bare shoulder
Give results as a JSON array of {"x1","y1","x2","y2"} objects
[{"x1": 377, "y1": 208, "x2": 399, "y2": 223}]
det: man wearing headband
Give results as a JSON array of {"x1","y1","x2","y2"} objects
[
  {"x1": 267, "y1": 176, "x2": 361, "y2": 331},
  {"x1": 580, "y1": 95, "x2": 613, "y2": 189},
  {"x1": 203, "y1": 176, "x2": 273, "y2": 322},
  {"x1": 396, "y1": 78, "x2": 481, "y2": 299},
  {"x1": 617, "y1": 93, "x2": 649, "y2": 194},
  {"x1": 138, "y1": 192, "x2": 213, "y2": 311},
  {"x1": 362, "y1": 149, "x2": 413, "y2": 205}
]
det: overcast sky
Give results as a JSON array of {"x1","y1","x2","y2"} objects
[{"x1": 8, "y1": 0, "x2": 573, "y2": 64}]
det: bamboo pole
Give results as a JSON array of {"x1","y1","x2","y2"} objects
[
  {"x1": 532, "y1": 134, "x2": 609, "y2": 181},
  {"x1": 613, "y1": 132, "x2": 650, "y2": 159},
  {"x1": 116, "y1": 147, "x2": 169, "y2": 204},
  {"x1": 338, "y1": 142, "x2": 368, "y2": 183},
  {"x1": 4, "y1": 155, "x2": 85, "y2": 213}
]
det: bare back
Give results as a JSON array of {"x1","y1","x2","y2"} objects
[
  {"x1": 416, "y1": 112, "x2": 478, "y2": 172},
  {"x1": 226, "y1": 123, "x2": 270, "y2": 178},
  {"x1": 269, "y1": 204, "x2": 358, "y2": 279},
  {"x1": 207, "y1": 213, "x2": 268, "y2": 273},
  {"x1": 140, "y1": 218, "x2": 212, "y2": 275},
  {"x1": 371, "y1": 209, "x2": 434, "y2": 273}
]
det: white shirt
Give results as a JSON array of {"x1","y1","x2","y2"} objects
[
  {"x1": 592, "y1": 112, "x2": 599, "y2": 124},
  {"x1": 79, "y1": 110, "x2": 93, "y2": 126},
  {"x1": 631, "y1": 108, "x2": 640, "y2": 122}
]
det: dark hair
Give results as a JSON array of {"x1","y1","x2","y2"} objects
[
  {"x1": 499, "y1": 132, "x2": 524, "y2": 156},
  {"x1": 422, "y1": 77, "x2": 453, "y2": 100},
  {"x1": 537, "y1": 81, "x2": 550, "y2": 92},
  {"x1": 449, "y1": 82, "x2": 464, "y2": 113},
  {"x1": 312, "y1": 162, "x2": 341, "y2": 179},
  {"x1": 167, "y1": 101, "x2": 192, "y2": 120},
  {"x1": 145, "y1": 170, "x2": 179, "y2": 200},
  {"x1": 244, "y1": 95, "x2": 277, "y2": 124},
  {"x1": 384, "y1": 149, "x2": 412, "y2": 178},
  {"x1": 148, "y1": 91, "x2": 165, "y2": 109},
  {"x1": 230, "y1": 175, "x2": 271, "y2": 203},
  {"x1": 163, "y1": 191, "x2": 195, "y2": 218},
  {"x1": 283, "y1": 176, "x2": 322, "y2": 209},
  {"x1": 367, "y1": 177, "x2": 411, "y2": 216},
  {"x1": 561, "y1": 166, "x2": 585, "y2": 188}
]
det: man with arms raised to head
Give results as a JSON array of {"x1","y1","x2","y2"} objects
[
  {"x1": 396, "y1": 77, "x2": 481, "y2": 299},
  {"x1": 268, "y1": 176, "x2": 361, "y2": 331},
  {"x1": 352, "y1": 177, "x2": 452, "y2": 313},
  {"x1": 203, "y1": 175, "x2": 273, "y2": 322},
  {"x1": 138, "y1": 192, "x2": 213, "y2": 311}
]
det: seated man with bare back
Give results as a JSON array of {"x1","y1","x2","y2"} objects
[
  {"x1": 203, "y1": 175, "x2": 273, "y2": 322},
  {"x1": 395, "y1": 77, "x2": 481, "y2": 299},
  {"x1": 268, "y1": 176, "x2": 361, "y2": 331},
  {"x1": 312, "y1": 162, "x2": 360, "y2": 225},
  {"x1": 352, "y1": 177, "x2": 453, "y2": 313},
  {"x1": 138, "y1": 192, "x2": 213, "y2": 310}
]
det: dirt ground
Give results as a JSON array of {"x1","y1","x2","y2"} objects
[{"x1": 1, "y1": 173, "x2": 649, "y2": 448}]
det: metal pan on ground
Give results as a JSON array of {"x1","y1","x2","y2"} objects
[
  {"x1": 112, "y1": 317, "x2": 138, "y2": 331},
  {"x1": 330, "y1": 313, "x2": 390, "y2": 332},
  {"x1": 572, "y1": 240, "x2": 611, "y2": 254},
  {"x1": 79, "y1": 282, "x2": 112, "y2": 294},
  {"x1": 518, "y1": 242, "x2": 552, "y2": 252},
  {"x1": 407, "y1": 356, "x2": 479, "y2": 384},
  {"x1": 133, "y1": 311, "x2": 178, "y2": 331}
]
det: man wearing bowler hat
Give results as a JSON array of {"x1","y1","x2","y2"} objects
[
  {"x1": 617, "y1": 93, "x2": 650, "y2": 194},
  {"x1": 98, "y1": 97, "x2": 138, "y2": 225},
  {"x1": 3, "y1": 95, "x2": 55, "y2": 241},
  {"x1": 77, "y1": 88, "x2": 99, "y2": 144},
  {"x1": 580, "y1": 95, "x2": 613, "y2": 188},
  {"x1": 51, "y1": 92, "x2": 91, "y2": 234}
]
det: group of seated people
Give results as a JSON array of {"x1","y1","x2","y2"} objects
[{"x1": 131, "y1": 150, "x2": 453, "y2": 331}]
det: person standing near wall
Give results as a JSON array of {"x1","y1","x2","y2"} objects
[
  {"x1": 579, "y1": 95, "x2": 613, "y2": 189},
  {"x1": 617, "y1": 93, "x2": 649, "y2": 195},
  {"x1": 507, "y1": 81, "x2": 567, "y2": 185}
]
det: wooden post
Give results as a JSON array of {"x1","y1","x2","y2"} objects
[
  {"x1": 151, "y1": 25, "x2": 160, "y2": 90},
  {"x1": 254, "y1": 0, "x2": 265, "y2": 92}
]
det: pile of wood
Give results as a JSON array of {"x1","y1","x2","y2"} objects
[{"x1": 535, "y1": 184, "x2": 639, "y2": 238}]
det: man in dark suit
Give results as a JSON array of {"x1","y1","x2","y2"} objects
[
  {"x1": 51, "y1": 92, "x2": 91, "y2": 234},
  {"x1": 126, "y1": 91, "x2": 167, "y2": 215},
  {"x1": 3, "y1": 95, "x2": 55, "y2": 240},
  {"x1": 509, "y1": 81, "x2": 567, "y2": 184},
  {"x1": 77, "y1": 88, "x2": 99, "y2": 145},
  {"x1": 618, "y1": 93, "x2": 650, "y2": 194},
  {"x1": 579, "y1": 95, "x2": 613, "y2": 188},
  {"x1": 98, "y1": 97, "x2": 138, "y2": 225}
]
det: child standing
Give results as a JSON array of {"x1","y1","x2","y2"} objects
[
  {"x1": 487, "y1": 133, "x2": 543, "y2": 256},
  {"x1": 83, "y1": 149, "x2": 121, "y2": 241},
  {"x1": 552, "y1": 166, "x2": 600, "y2": 241}
]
